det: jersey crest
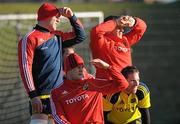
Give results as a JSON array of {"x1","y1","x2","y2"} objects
[{"x1": 83, "y1": 83, "x2": 89, "y2": 90}]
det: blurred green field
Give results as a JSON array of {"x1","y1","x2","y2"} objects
[
  {"x1": 0, "y1": 2, "x2": 179, "y2": 15},
  {"x1": 0, "y1": 1, "x2": 180, "y2": 124},
  {"x1": 1, "y1": 3, "x2": 148, "y2": 14}
]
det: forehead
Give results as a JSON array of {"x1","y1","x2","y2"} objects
[
  {"x1": 69, "y1": 65, "x2": 84, "y2": 71},
  {"x1": 127, "y1": 72, "x2": 139, "y2": 79}
]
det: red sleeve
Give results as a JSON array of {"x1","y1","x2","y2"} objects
[
  {"x1": 124, "y1": 17, "x2": 147, "y2": 46},
  {"x1": 90, "y1": 20, "x2": 117, "y2": 52},
  {"x1": 61, "y1": 31, "x2": 75, "y2": 41},
  {"x1": 50, "y1": 89, "x2": 71, "y2": 124},
  {"x1": 88, "y1": 66, "x2": 129, "y2": 95},
  {"x1": 51, "y1": 30, "x2": 75, "y2": 41},
  {"x1": 18, "y1": 36, "x2": 37, "y2": 98}
]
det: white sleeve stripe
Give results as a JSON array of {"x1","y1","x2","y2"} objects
[
  {"x1": 21, "y1": 30, "x2": 35, "y2": 91},
  {"x1": 54, "y1": 115, "x2": 66, "y2": 124},
  {"x1": 50, "y1": 95, "x2": 67, "y2": 124}
]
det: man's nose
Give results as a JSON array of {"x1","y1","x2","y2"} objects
[{"x1": 134, "y1": 81, "x2": 139, "y2": 86}]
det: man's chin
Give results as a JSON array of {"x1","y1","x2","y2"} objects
[
  {"x1": 81, "y1": 76, "x2": 85, "y2": 80},
  {"x1": 132, "y1": 89, "x2": 137, "y2": 94},
  {"x1": 125, "y1": 89, "x2": 136, "y2": 94}
]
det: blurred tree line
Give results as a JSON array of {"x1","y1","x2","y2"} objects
[{"x1": 0, "y1": 0, "x2": 177, "y2": 4}]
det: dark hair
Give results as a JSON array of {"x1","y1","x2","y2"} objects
[
  {"x1": 104, "y1": 15, "x2": 119, "y2": 22},
  {"x1": 121, "y1": 66, "x2": 139, "y2": 79}
]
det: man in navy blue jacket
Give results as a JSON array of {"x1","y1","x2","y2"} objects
[{"x1": 18, "y1": 2, "x2": 86, "y2": 124}]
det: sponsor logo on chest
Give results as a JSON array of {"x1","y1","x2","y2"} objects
[
  {"x1": 65, "y1": 94, "x2": 89, "y2": 105},
  {"x1": 114, "y1": 46, "x2": 130, "y2": 53},
  {"x1": 115, "y1": 106, "x2": 135, "y2": 112}
]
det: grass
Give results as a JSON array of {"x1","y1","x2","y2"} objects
[{"x1": 0, "y1": 2, "x2": 179, "y2": 15}]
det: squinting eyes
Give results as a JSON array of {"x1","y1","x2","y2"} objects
[{"x1": 131, "y1": 80, "x2": 139, "y2": 83}]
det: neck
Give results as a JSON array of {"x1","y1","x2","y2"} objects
[{"x1": 38, "y1": 21, "x2": 50, "y2": 31}]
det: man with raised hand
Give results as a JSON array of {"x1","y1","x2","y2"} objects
[
  {"x1": 18, "y1": 2, "x2": 85, "y2": 124},
  {"x1": 50, "y1": 53, "x2": 129, "y2": 124},
  {"x1": 90, "y1": 15, "x2": 147, "y2": 80}
]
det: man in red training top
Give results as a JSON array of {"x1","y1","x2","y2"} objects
[
  {"x1": 50, "y1": 53, "x2": 129, "y2": 124},
  {"x1": 90, "y1": 15, "x2": 147, "y2": 80}
]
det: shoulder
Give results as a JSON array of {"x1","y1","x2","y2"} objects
[
  {"x1": 104, "y1": 92, "x2": 121, "y2": 104},
  {"x1": 22, "y1": 30, "x2": 39, "y2": 43},
  {"x1": 51, "y1": 83, "x2": 66, "y2": 95},
  {"x1": 136, "y1": 82, "x2": 150, "y2": 100},
  {"x1": 51, "y1": 30, "x2": 63, "y2": 36}
]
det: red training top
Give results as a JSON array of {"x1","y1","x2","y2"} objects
[
  {"x1": 50, "y1": 66, "x2": 129, "y2": 124},
  {"x1": 90, "y1": 18, "x2": 147, "y2": 79}
]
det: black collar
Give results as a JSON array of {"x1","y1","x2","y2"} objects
[{"x1": 34, "y1": 24, "x2": 50, "y2": 32}]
